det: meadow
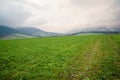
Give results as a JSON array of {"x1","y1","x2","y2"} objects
[{"x1": 0, "y1": 34, "x2": 120, "y2": 80}]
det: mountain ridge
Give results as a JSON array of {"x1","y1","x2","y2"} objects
[
  {"x1": 0, "y1": 25, "x2": 61, "y2": 39},
  {"x1": 0, "y1": 25, "x2": 120, "y2": 39},
  {"x1": 68, "y1": 26, "x2": 120, "y2": 35}
]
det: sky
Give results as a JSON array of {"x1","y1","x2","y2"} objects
[{"x1": 0, "y1": 0, "x2": 120, "y2": 33}]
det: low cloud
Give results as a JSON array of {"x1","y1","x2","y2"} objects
[{"x1": 0, "y1": 0, "x2": 119, "y2": 33}]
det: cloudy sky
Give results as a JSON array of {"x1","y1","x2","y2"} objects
[{"x1": 0, "y1": 0, "x2": 120, "y2": 33}]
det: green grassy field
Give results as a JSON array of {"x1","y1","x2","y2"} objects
[{"x1": 0, "y1": 34, "x2": 120, "y2": 80}]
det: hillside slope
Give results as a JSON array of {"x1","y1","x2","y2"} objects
[{"x1": 0, "y1": 25, "x2": 60, "y2": 39}]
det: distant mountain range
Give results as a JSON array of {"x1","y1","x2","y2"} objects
[
  {"x1": 68, "y1": 26, "x2": 120, "y2": 35},
  {"x1": 0, "y1": 25, "x2": 61, "y2": 39},
  {"x1": 0, "y1": 25, "x2": 120, "y2": 39}
]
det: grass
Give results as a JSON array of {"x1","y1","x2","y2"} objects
[{"x1": 0, "y1": 34, "x2": 120, "y2": 80}]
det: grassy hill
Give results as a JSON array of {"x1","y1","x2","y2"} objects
[{"x1": 0, "y1": 34, "x2": 120, "y2": 80}]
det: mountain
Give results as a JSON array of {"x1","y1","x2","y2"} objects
[
  {"x1": 0, "y1": 25, "x2": 18, "y2": 37},
  {"x1": 0, "y1": 25, "x2": 60, "y2": 39},
  {"x1": 16, "y1": 27, "x2": 60, "y2": 37},
  {"x1": 1, "y1": 25, "x2": 119, "y2": 39},
  {"x1": 69, "y1": 26, "x2": 120, "y2": 35}
]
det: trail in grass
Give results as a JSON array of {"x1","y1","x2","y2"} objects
[
  {"x1": 78, "y1": 39, "x2": 102, "y2": 79},
  {"x1": 0, "y1": 35, "x2": 119, "y2": 80},
  {"x1": 67, "y1": 35, "x2": 120, "y2": 80},
  {"x1": 101, "y1": 35, "x2": 120, "y2": 80},
  {"x1": 66, "y1": 38, "x2": 103, "y2": 80}
]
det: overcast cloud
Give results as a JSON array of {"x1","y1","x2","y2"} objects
[{"x1": 0, "y1": 0, "x2": 120, "y2": 33}]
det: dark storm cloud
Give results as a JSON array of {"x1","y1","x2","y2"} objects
[{"x1": 0, "y1": 0, "x2": 31, "y2": 27}]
